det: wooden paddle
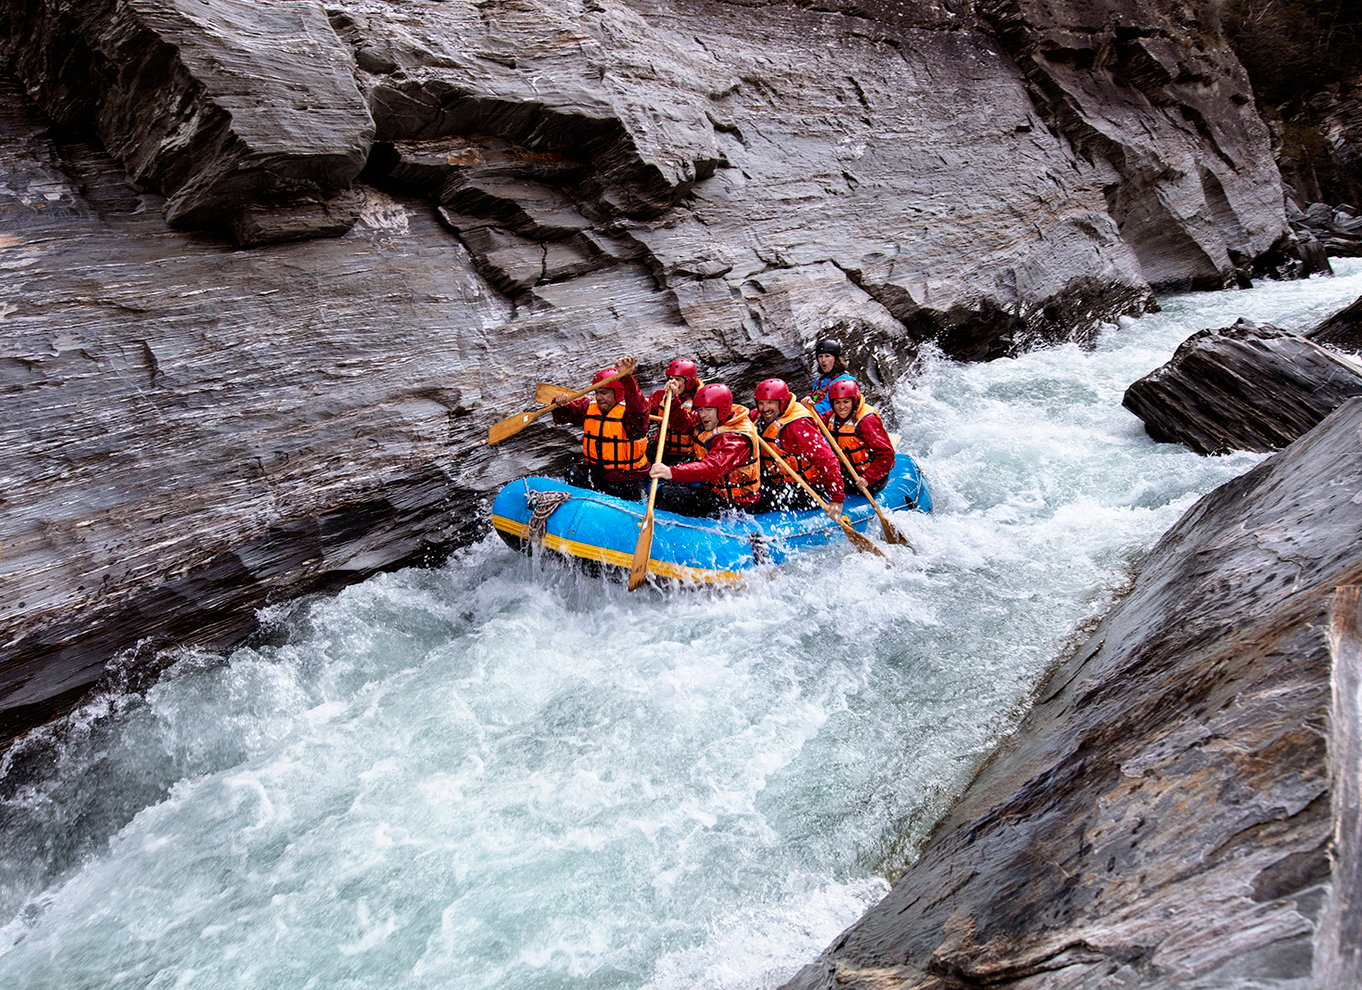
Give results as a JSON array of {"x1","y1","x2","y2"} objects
[
  {"x1": 809, "y1": 408, "x2": 913, "y2": 548},
  {"x1": 754, "y1": 434, "x2": 888, "y2": 560},
  {"x1": 487, "y1": 369, "x2": 629, "y2": 446},
  {"x1": 629, "y1": 393, "x2": 673, "y2": 590},
  {"x1": 534, "y1": 382, "x2": 577, "y2": 405}
]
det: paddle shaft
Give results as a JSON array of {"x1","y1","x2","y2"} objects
[
  {"x1": 754, "y1": 434, "x2": 887, "y2": 558},
  {"x1": 809, "y1": 405, "x2": 912, "y2": 548},
  {"x1": 487, "y1": 368, "x2": 630, "y2": 445},
  {"x1": 628, "y1": 392, "x2": 673, "y2": 590}
]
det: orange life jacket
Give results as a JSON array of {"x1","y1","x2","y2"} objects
[
  {"x1": 582, "y1": 401, "x2": 648, "y2": 471},
  {"x1": 759, "y1": 399, "x2": 822, "y2": 487},
  {"x1": 828, "y1": 397, "x2": 890, "y2": 473},
  {"x1": 693, "y1": 404, "x2": 761, "y2": 504}
]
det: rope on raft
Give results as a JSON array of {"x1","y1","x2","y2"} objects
[{"x1": 526, "y1": 490, "x2": 571, "y2": 544}]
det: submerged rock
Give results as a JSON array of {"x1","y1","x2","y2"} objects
[
  {"x1": 1122, "y1": 320, "x2": 1362, "y2": 454},
  {"x1": 781, "y1": 397, "x2": 1362, "y2": 990}
]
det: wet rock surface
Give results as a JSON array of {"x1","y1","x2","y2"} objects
[
  {"x1": 781, "y1": 398, "x2": 1362, "y2": 990},
  {"x1": 1289, "y1": 200, "x2": 1362, "y2": 260},
  {"x1": 0, "y1": 0, "x2": 1303, "y2": 739},
  {"x1": 1122, "y1": 319, "x2": 1362, "y2": 453},
  {"x1": 1306, "y1": 293, "x2": 1362, "y2": 352}
]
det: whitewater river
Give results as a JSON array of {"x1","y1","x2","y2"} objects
[{"x1": 3, "y1": 261, "x2": 1361, "y2": 989}]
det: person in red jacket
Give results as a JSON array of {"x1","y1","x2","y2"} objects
[
  {"x1": 822, "y1": 379, "x2": 896, "y2": 494},
  {"x1": 750, "y1": 378, "x2": 844, "y2": 518},
  {"x1": 646, "y1": 358, "x2": 703, "y2": 465},
  {"x1": 550, "y1": 357, "x2": 649, "y2": 500},
  {"x1": 648, "y1": 383, "x2": 762, "y2": 517}
]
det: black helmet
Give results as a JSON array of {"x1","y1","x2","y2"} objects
[{"x1": 815, "y1": 338, "x2": 842, "y2": 357}]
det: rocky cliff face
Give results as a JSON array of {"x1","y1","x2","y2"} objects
[
  {"x1": 0, "y1": 0, "x2": 1299, "y2": 738},
  {"x1": 780, "y1": 398, "x2": 1362, "y2": 990}
]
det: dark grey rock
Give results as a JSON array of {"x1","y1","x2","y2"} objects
[
  {"x1": 0, "y1": 0, "x2": 374, "y2": 245},
  {"x1": 1290, "y1": 199, "x2": 1362, "y2": 260},
  {"x1": 781, "y1": 398, "x2": 1362, "y2": 990},
  {"x1": 1306, "y1": 294, "x2": 1362, "y2": 353},
  {"x1": 1122, "y1": 320, "x2": 1362, "y2": 454}
]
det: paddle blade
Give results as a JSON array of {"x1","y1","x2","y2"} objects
[
  {"x1": 880, "y1": 517, "x2": 913, "y2": 547},
  {"x1": 628, "y1": 514, "x2": 656, "y2": 590},
  {"x1": 840, "y1": 517, "x2": 889, "y2": 559},
  {"x1": 535, "y1": 382, "x2": 576, "y2": 405},
  {"x1": 874, "y1": 506, "x2": 914, "y2": 548},
  {"x1": 486, "y1": 408, "x2": 542, "y2": 446}
]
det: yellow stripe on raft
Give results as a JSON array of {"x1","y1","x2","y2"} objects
[{"x1": 491, "y1": 514, "x2": 749, "y2": 586}]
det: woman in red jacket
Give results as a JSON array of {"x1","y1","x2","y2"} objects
[{"x1": 822, "y1": 379, "x2": 895, "y2": 494}]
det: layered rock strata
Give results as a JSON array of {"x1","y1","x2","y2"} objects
[
  {"x1": 1306, "y1": 293, "x2": 1362, "y2": 352},
  {"x1": 1290, "y1": 201, "x2": 1362, "y2": 260},
  {"x1": 0, "y1": 0, "x2": 1302, "y2": 740},
  {"x1": 0, "y1": 0, "x2": 374, "y2": 245},
  {"x1": 781, "y1": 397, "x2": 1362, "y2": 990},
  {"x1": 1123, "y1": 319, "x2": 1362, "y2": 453}
]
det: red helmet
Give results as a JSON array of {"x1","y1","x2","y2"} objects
[
  {"x1": 754, "y1": 378, "x2": 791, "y2": 406},
  {"x1": 828, "y1": 379, "x2": 860, "y2": 401},
  {"x1": 592, "y1": 367, "x2": 625, "y2": 398},
  {"x1": 691, "y1": 383, "x2": 733, "y2": 421},
  {"x1": 666, "y1": 358, "x2": 698, "y2": 382}
]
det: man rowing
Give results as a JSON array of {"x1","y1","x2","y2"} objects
[
  {"x1": 751, "y1": 378, "x2": 844, "y2": 518},
  {"x1": 822, "y1": 379, "x2": 895, "y2": 493},
  {"x1": 647, "y1": 383, "x2": 761, "y2": 517},
  {"x1": 647, "y1": 358, "x2": 703, "y2": 465},
  {"x1": 550, "y1": 357, "x2": 649, "y2": 500}
]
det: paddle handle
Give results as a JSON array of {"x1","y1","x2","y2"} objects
[
  {"x1": 486, "y1": 368, "x2": 631, "y2": 445},
  {"x1": 628, "y1": 391, "x2": 672, "y2": 591},
  {"x1": 551, "y1": 367, "x2": 629, "y2": 408}
]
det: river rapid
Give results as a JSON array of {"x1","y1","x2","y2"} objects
[{"x1": 3, "y1": 262, "x2": 1361, "y2": 990}]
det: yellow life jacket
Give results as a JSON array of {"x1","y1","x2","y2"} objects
[
  {"x1": 692, "y1": 404, "x2": 761, "y2": 504},
  {"x1": 582, "y1": 401, "x2": 648, "y2": 471},
  {"x1": 760, "y1": 398, "x2": 821, "y2": 487},
  {"x1": 828, "y1": 397, "x2": 887, "y2": 472}
]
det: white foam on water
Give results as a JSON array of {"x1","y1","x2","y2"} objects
[{"x1": 2, "y1": 261, "x2": 1360, "y2": 989}]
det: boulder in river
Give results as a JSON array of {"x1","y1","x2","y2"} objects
[
  {"x1": 1122, "y1": 319, "x2": 1362, "y2": 454},
  {"x1": 1306, "y1": 293, "x2": 1362, "y2": 353},
  {"x1": 781, "y1": 397, "x2": 1362, "y2": 990}
]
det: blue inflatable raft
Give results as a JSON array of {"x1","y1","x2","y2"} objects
[{"x1": 491, "y1": 455, "x2": 931, "y2": 585}]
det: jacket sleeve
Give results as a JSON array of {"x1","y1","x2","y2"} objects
[
  {"x1": 666, "y1": 402, "x2": 694, "y2": 438},
  {"x1": 857, "y1": 413, "x2": 897, "y2": 485},
  {"x1": 810, "y1": 375, "x2": 832, "y2": 416},
  {"x1": 791, "y1": 418, "x2": 844, "y2": 502},
  {"x1": 620, "y1": 375, "x2": 650, "y2": 439},
  {"x1": 669, "y1": 432, "x2": 750, "y2": 485},
  {"x1": 550, "y1": 396, "x2": 591, "y2": 426}
]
